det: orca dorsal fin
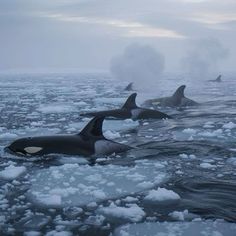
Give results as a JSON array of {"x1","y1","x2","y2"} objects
[
  {"x1": 122, "y1": 93, "x2": 138, "y2": 109},
  {"x1": 79, "y1": 116, "x2": 105, "y2": 138},
  {"x1": 125, "y1": 82, "x2": 133, "y2": 91},
  {"x1": 216, "y1": 75, "x2": 222, "y2": 82},
  {"x1": 172, "y1": 85, "x2": 186, "y2": 99}
]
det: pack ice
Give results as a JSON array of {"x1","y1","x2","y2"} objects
[
  {"x1": 27, "y1": 160, "x2": 167, "y2": 208},
  {"x1": 114, "y1": 221, "x2": 236, "y2": 236}
]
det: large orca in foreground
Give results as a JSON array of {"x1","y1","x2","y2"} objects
[
  {"x1": 5, "y1": 117, "x2": 131, "y2": 157},
  {"x1": 143, "y1": 85, "x2": 198, "y2": 108},
  {"x1": 80, "y1": 93, "x2": 171, "y2": 120},
  {"x1": 208, "y1": 75, "x2": 222, "y2": 82}
]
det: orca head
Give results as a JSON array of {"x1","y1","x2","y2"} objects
[{"x1": 5, "y1": 137, "x2": 43, "y2": 156}]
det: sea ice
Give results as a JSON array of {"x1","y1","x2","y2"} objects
[
  {"x1": 200, "y1": 163, "x2": 216, "y2": 169},
  {"x1": 45, "y1": 231, "x2": 72, "y2": 236},
  {"x1": 28, "y1": 161, "x2": 167, "y2": 208},
  {"x1": 98, "y1": 203, "x2": 145, "y2": 223},
  {"x1": 227, "y1": 157, "x2": 236, "y2": 166},
  {"x1": 24, "y1": 231, "x2": 41, "y2": 236},
  {"x1": 168, "y1": 210, "x2": 189, "y2": 221},
  {"x1": 104, "y1": 130, "x2": 121, "y2": 139},
  {"x1": 0, "y1": 132, "x2": 18, "y2": 140},
  {"x1": 179, "y1": 153, "x2": 196, "y2": 160},
  {"x1": 144, "y1": 188, "x2": 180, "y2": 202},
  {"x1": 38, "y1": 104, "x2": 74, "y2": 114},
  {"x1": 114, "y1": 221, "x2": 236, "y2": 236},
  {"x1": 200, "y1": 129, "x2": 223, "y2": 138},
  {"x1": 0, "y1": 165, "x2": 26, "y2": 180},
  {"x1": 182, "y1": 128, "x2": 197, "y2": 135},
  {"x1": 222, "y1": 122, "x2": 236, "y2": 129},
  {"x1": 122, "y1": 196, "x2": 139, "y2": 203}
]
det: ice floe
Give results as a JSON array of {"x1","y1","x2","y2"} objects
[
  {"x1": 0, "y1": 165, "x2": 26, "y2": 180},
  {"x1": 98, "y1": 203, "x2": 145, "y2": 223},
  {"x1": 168, "y1": 209, "x2": 199, "y2": 221},
  {"x1": 223, "y1": 122, "x2": 236, "y2": 129},
  {"x1": 24, "y1": 231, "x2": 42, "y2": 236},
  {"x1": 182, "y1": 128, "x2": 197, "y2": 135},
  {"x1": 45, "y1": 231, "x2": 72, "y2": 236},
  {"x1": 200, "y1": 163, "x2": 216, "y2": 169},
  {"x1": 227, "y1": 157, "x2": 236, "y2": 166},
  {"x1": 0, "y1": 133, "x2": 18, "y2": 140},
  {"x1": 38, "y1": 104, "x2": 75, "y2": 114},
  {"x1": 104, "y1": 130, "x2": 121, "y2": 139},
  {"x1": 27, "y1": 161, "x2": 167, "y2": 208},
  {"x1": 144, "y1": 188, "x2": 180, "y2": 202},
  {"x1": 114, "y1": 221, "x2": 236, "y2": 236}
]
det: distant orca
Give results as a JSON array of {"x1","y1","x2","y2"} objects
[
  {"x1": 208, "y1": 75, "x2": 222, "y2": 82},
  {"x1": 143, "y1": 85, "x2": 198, "y2": 108},
  {"x1": 80, "y1": 93, "x2": 171, "y2": 120},
  {"x1": 124, "y1": 82, "x2": 134, "y2": 91},
  {"x1": 5, "y1": 117, "x2": 131, "y2": 157}
]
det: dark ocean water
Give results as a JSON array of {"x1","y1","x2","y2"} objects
[{"x1": 0, "y1": 73, "x2": 235, "y2": 235}]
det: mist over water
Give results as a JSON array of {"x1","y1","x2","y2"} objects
[
  {"x1": 110, "y1": 44, "x2": 165, "y2": 91},
  {"x1": 181, "y1": 38, "x2": 229, "y2": 80}
]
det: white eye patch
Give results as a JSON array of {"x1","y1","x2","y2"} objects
[{"x1": 24, "y1": 147, "x2": 43, "y2": 154}]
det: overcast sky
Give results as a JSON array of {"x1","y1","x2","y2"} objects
[{"x1": 0, "y1": 0, "x2": 235, "y2": 73}]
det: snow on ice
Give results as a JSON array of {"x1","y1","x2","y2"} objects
[
  {"x1": 0, "y1": 165, "x2": 26, "y2": 180},
  {"x1": 144, "y1": 188, "x2": 180, "y2": 202},
  {"x1": 98, "y1": 203, "x2": 145, "y2": 223},
  {"x1": 28, "y1": 161, "x2": 167, "y2": 208},
  {"x1": 114, "y1": 221, "x2": 236, "y2": 236}
]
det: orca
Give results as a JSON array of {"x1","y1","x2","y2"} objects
[
  {"x1": 5, "y1": 117, "x2": 131, "y2": 157},
  {"x1": 208, "y1": 75, "x2": 222, "y2": 82},
  {"x1": 143, "y1": 85, "x2": 198, "y2": 108},
  {"x1": 124, "y1": 82, "x2": 134, "y2": 91},
  {"x1": 80, "y1": 93, "x2": 171, "y2": 120}
]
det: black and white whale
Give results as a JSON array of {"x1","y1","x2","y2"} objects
[
  {"x1": 80, "y1": 93, "x2": 171, "y2": 120},
  {"x1": 208, "y1": 75, "x2": 222, "y2": 82},
  {"x1": 124, "y1": 82, "x2": 134, "y2": 91},
  {"x1": 143, "y1": 85, "x2": 198, "y2": 108},
  {"x1": 5, "y1": 117, "x2": 132, "y2": 157}
]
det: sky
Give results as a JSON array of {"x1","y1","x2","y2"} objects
[{"x1": 0, "y1": 0, "x2": 235, "y2": 73}]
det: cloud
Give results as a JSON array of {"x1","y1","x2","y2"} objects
[
  {"x1": 110, "y1": 44, "x2": 165, "y2": 90},
  {"x1": 0, "y1": 0, "x2": 235, "y2": 72},
  {"x1": 38, "y1": 12, "x2": 185, "y2": 39},
  {"x1": 189, "y1": 12, "x2": 236, "y2": 28},
  {"x1": 181, "y1": 38, "x2": 229, "y2": 78}
]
